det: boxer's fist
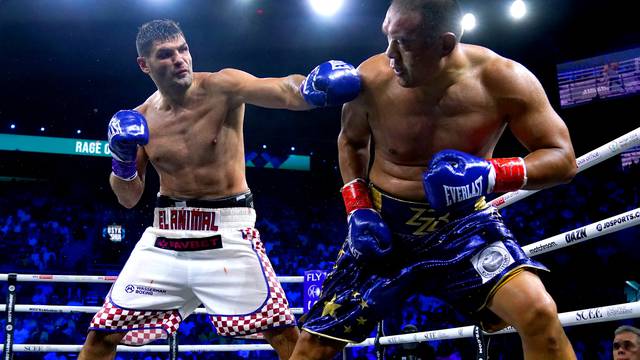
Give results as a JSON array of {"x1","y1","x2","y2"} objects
[
  {"x1": 108, "y1": 110, "x2": 149, "y2": 180},
  {"x1": 301, "y1": 60, "x2": 361, "y2": 107},
  {"x1": 347, "y1": 208, "x2": 392, "y2": 262},
  {"x1": 341, "y1": 178, "x2": 392, "y2": 262},
  {"x1": 423, "y1": 150, "x2": 526, "y2": 211}
]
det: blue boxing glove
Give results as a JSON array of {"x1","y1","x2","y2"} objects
[
  {"x1": 341, "y1": 179, "x2": 392, "y2": 262},
  {"x1": 423, "y1": 150, "x2": 527, "y2": 211},
  {"x1": 301, "y1": 60, "x2": 361, "y2": 107},
  {"x1": 107, "y1": 110, "x2": 149, "y2": 181}
]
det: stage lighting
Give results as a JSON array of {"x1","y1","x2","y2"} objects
[{"x1": 308, "y1": 0, "x2": 344, "y2": 17}]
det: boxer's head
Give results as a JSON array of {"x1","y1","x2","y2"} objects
[
  {"x1": 383, "y1": 0, "x2": 462, "y2": 87},
  {"x1": 136, "y1": 19, "x2": 193, "y2": 91}
]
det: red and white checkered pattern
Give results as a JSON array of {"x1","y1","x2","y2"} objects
[
  {"x1": 89, "y1": 300, "x2": 181, "y2": 346},
  {"x1": 210, "y1": 228, "x2": 296, "y2": 336}
]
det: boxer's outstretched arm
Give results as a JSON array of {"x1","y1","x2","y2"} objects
[
  {"x1": 338, "y1": 96, "x2": 371, "y2": 183},
  {"x1": 212, "y1": 69, "x2": 312, "y2": 111},
  {"x1": 488, "y1": 58, "x2": 577, "y2": 189},
  {"x1": 110, "y1": 146, "x2": 148, "y2": 208}
]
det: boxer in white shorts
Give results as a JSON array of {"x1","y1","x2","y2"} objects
[
  {"x1": 89, "y1": 193, "x2": 294, "y2": 345},
  {"x1": 78, "y1": 19, "x2": 360, "y2": 360}
]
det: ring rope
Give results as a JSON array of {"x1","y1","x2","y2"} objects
[
  {"x1": 0, "y1": 274, "x2": 302, "y2": 283},
  {"x1": 2, "y1": 301, "x2": 638, "y2": 353},
  {"x1": 0, "y1": 304, "x2": 304, "y2": 315},
  {"x1": 522, "y1": 207, "x2": 640, "y2": 257},
  {"x1": 490, "y1": 126, "x2": 640, "y2": 209}
]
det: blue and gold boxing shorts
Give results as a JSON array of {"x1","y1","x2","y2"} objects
[{"x1": 300, "y1": 185, "x2": 547, "y2": 343}]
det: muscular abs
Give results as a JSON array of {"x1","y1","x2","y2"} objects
[
  {"x1": 366, "y1": 64, "x2": 507, "y2": 201},
  {"x1": 140, "y1": 88, "x2": 248, "y2": 199}
]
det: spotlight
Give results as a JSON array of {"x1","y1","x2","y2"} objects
[
  {"x1": 40, "y1": 127, "x2": 45, "y2": 132},
  {"x1": 308, "y1": 0, "x2": 344, "y2": 17},
  {"x1": 10, "y1": 124, "x2": 16, "y2": 129},
  {"x1": 510, "y1": 0, "x2": 526, "y2": 20},
  {"x1": 461, "y1": 13, "x2": 476, "y2": 31}
]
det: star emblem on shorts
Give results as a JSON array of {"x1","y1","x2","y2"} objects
[
  {"x1": 351, "y1": 291, "x2": 360, "y2": 298},
  {"x1": 322, "y1": 294, "x2": 341, "y2": 318},
  {"x1": 359, "y1": 299, "x2": 369, "y2": 309},
  {"x1": 344, "y1": 325, "x2": 352, "y2": 333},
  {"x1": 356, "y1": 316, "x2": 367, "y2": 326}
]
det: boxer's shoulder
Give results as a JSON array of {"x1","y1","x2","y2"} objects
[{"x1": 356, "y1": 54, "x2": 395, "y2": 96}]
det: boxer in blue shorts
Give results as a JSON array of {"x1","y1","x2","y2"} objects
[{"x1": 290, "y1": 1, "x2": 578, "y2": 359}]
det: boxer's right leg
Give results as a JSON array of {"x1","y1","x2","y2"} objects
[{"x1": 78, "y1": 330, "x2": 126, "y2": 360}]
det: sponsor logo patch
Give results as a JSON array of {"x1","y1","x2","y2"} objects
[
  {"x1": 154, "y1": 235, "x2": 222, "y2": 251},
  {"x1": 471, "y1": 241, "x2": 515, "y2": 284}
]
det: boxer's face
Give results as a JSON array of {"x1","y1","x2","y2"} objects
[
  {"x1": 382, "y1": 6, "x2": 439, "y2": 87},
  {"x1": 138, "y1": 35, "x2": 193, "y2": 90},
  {"x1": 613, "y1": 332, "x2": 640, "y2": 360}
]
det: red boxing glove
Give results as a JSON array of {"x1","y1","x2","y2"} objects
[
  {"x1": 488, "y1": 157, "x2": 527, "y2": 193},
  {"x1": 341, "y1": 178, "x2": 373, "y2": 214}
]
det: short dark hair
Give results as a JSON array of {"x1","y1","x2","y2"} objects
[
  {"x1": 615, "y1": 325, "x2": 640, "y2": 343},
  {"x1": 136, "y1": 19, "x2": 185, "y2": 57},
  {"x1": 390, "y1": 0, "x2": 463, "y2": 40}
]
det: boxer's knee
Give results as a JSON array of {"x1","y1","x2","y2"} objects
[
  {"x1": 264, "y1": 326, "x2": 299, "y2": 359},
  {"x1": 79, "y1": 330, "x2": 125, "y2": 359},
  {"x1": 290, "y1": 330, "x2": 345, "y2": 360},
  {"x1": 516, "y1": 296, "x2": 564, "y2": 351}
]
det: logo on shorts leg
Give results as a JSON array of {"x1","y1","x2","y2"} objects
[
  {"x1": 471, "y1": 242, "x2": 515, "y2": 284},
  {"x1": 122, "y1": 284, "x2": 167, "y2": 296}
]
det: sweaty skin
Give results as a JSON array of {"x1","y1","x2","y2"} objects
[
  {"x1": 339, "y1": 8, "x2": 575, "y2": 200},
  {"x1": 288, "y1": 5, "x2": 577, "y2": 360},
  {"x1": 340, "y1": 45, "x2": 575, "y2": 200},
  {"x1": 110, "y1": 36, "x2": 310, "y2": 207}
]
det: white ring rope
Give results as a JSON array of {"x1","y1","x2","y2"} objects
[
  {"x1": 0, "y1": 274, "x2": 302, "y2": 283},
  {"x1": 490, "y1": 126, "x2": 640, "y2": 209},
  {"x1": 2, "y1": 301, "x2": 638, "y2": 352},
  {"x1": 0, "y1": 304, "x2": 303, "y2": 315},
  {"x1": 351, "y1": 301, "x2": 640, "y2": 348},
  {"x1": 523, "y1": 207, "x2": 640, "y2": 256}
]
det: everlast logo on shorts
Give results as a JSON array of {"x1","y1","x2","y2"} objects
[
  {"x1": 157, "y1": 209, "x2": 219, "y2": 231},
  {"x1": 444, "y1": 176, "x2": 483, "y2": 206},
  {"x1": 154, "y1": 235, "x2": 222, "y2": 251}
]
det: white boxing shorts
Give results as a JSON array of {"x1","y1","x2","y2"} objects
[{"x1": 88, "y1": 200, "x2": 295, "y2": 346}]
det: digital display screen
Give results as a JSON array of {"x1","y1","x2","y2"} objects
[{"x1": 557, "y1": 47, "x2": 640, "y2": 108}]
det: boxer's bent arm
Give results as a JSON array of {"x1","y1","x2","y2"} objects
[
  {"x1": 110, "y1": 147, "x2": 148, "y2": 208},
  {"x1": 488, "y1": 59, "x2": 577, "y2": 189},
  {"x1": 338, "y1": 99, "x2": 371, "y2": 183},
  {"x1": 212, "y1": 69, "x2": 312, "y2": 111}
]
